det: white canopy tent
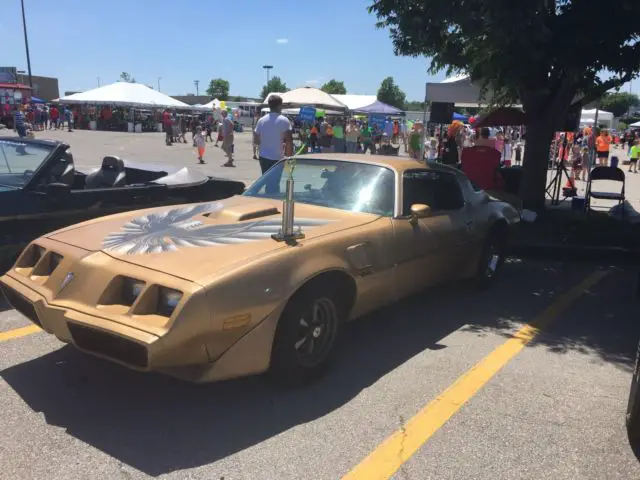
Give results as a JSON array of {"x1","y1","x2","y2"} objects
[
  {"x1": 331, "y1": 94, "x2": 377, "y2": 111},
  {"x1": 260, "y1": 107, "x2": 344, "y2": 116},
  {"x1": 425, "y1": 75, "x2": 509, "y2": 108},
  {"x1": 630, "y1": 120, "x2": 640, "y2": 127},
  {"x1": 201, "y1": 98, "x2": 221, "y2": 109},
  {"x1": 262, "y1": 87, "x2": 348, "y2": 113},
  {"x1": 580, "y1": 108, "x2": 614, "y2": 128},
  {"x1": 58, "y1": 82, "x2": 192, "y2": 109}
]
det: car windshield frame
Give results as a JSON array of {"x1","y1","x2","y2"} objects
[
  {"x1": 0, "y1": 139, "x2": 55, "y2": 190},
  {"x1": 243, "y1": 158, "x2": 396, "y2": 217}
]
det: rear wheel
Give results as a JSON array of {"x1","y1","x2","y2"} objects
[
  {"x1": 269, "y1": 286, "x2": 344, "y2": 385},
  {"x1": 475, "y1": 227, "x2": 507, "y2": 287}
]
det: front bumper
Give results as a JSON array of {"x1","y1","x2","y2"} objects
[{"x1": 1, "y1": 274, "x2": 159, "y2": 370}]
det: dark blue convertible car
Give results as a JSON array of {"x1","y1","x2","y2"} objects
[{"x1": 0, "y1": 137, "x2": 245, "y2": 270}]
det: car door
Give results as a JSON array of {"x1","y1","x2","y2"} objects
[{"x1": 391, "y1": 169, "x2": 474, "y2": 299}]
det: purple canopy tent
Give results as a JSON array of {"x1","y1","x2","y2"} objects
[{"x1": 353, "y1": 100, "x2": 405, "y2": 116}]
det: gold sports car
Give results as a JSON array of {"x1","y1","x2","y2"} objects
[{"x1": 0, "y1": 154, "x2": 520, "y2": 384}]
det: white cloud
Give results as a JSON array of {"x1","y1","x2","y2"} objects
[{"x1": 276, "y1": 38, "x2": 289, "y2": 44}]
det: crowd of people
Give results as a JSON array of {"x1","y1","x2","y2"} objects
[
  {"x1": 10, "y1": 103, "x2": 74, "y2": 137},
  {"x1": 552, "y1": 126, "x2": 640, "y2": 186}
]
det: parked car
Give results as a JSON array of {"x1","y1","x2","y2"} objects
[
  {"x1": 627, "y1": 333, "x2": 640, "y2": 447},
  {"x1": 0, "y1": 137, "x2": 245, "y2": 271},
  {"x1": 0, "y1": 154, "x2": 520, "y2": 384}
]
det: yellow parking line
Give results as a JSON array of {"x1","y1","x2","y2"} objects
[
  {"x1": 0, "y1": 324, "x2": 42, "y2": 342},
  {"x1": 342, "y1": 269, "x2": 609, "y2": 480}
]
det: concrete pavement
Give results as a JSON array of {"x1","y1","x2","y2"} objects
[
  {"x1": 0, "y1": 130, "x2": 639, "y2": 479},
  {"x1": 1, "y1": 259, "x2": 638, "y2": 479}
]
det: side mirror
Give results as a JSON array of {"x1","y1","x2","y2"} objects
[
  {"x1": 410, "y1": 203, "x2": 432, "y2": 224},
  {"x1": 46, "y1": 182, "x2": 71, "y2": 196}
]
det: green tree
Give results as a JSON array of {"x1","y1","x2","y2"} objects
[
  {"x1": 260, "y1": 76, "x2": 289, "y2": 101},
  {"x1": 120, "y1": 72, "x2": 136, "y2": 83},
  {"x1": 405, "y1": 100, "x2": 427, "y2": 111},
  {"x1": 369, "y1": 0, "x2": 640, "y2": 210},
  {"x1": 377, "y1": 77, "x2": 406, "y2": 109},
  {"x1": 600, "y1": 92, "x2": 640, "y2": 118},
  {"x1": 321, "y1": 79, "x2": 347, "y2": 95},
  {"x1": 206, "y1": 78, "x2": 230, "y2": 100}
]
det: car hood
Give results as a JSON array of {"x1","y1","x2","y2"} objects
[{"x1": 46, "y1": 196, "x2": 379, "y2": 282}]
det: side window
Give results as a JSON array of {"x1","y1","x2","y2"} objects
[{"x1": 402, "y1": 170, "x2": 465, "y2": 215}]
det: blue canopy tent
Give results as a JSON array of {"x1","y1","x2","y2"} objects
[
  {"x1": 453, "y1": 112, "x2": 468, "y2": 122},
  {"x1": 353, "y1": 100, "x2": 405, "y2": 116},
  {"x1": 30, "y1": 97, "x2": 46, "y2": 104}
]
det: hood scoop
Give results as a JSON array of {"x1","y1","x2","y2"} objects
[{"x1": 205, "y1": 206, "x2": 281, "y2": 222}]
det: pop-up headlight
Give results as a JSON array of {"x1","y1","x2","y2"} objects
[
  {"x1": 122, "y1": 277, "x2": 145, "y2": 306},
  {"x1": 156, "y1": 287, "x2": 182, "y2": 317}
]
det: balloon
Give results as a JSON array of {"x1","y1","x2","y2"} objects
[
  {"x1": 469, "y1": 116, "x2": 476, "y2": 124},
  {"x1": 219, "y1": 101, "x2": 226, "y2": 109}
]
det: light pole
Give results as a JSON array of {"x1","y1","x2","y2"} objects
[
  {"x1": 20, "y1": 0, "x2": 33, "y2": 88},
  {"x1": 157, "y1": 77, "x2": 162, "y2": 92},
  {"x1": 97, "y1": 77, "x2": 101, "y2": 87},
  {"x1": 262, "y1": 65, "x2": 273, "y2": 84},
  {"x1": 194, "y1": 80, "x2": 199, "y2": 96}
]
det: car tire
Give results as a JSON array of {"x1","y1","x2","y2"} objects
[
  {"x1": 475, "y1": 227, "x2": 507, "y2": 288},
  {"x1": 269, "y1": 285, "x2": 344, "y2": 385}
]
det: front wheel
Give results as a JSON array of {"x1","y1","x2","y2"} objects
[
  {"x1": 269, "y1": 288, "x2": 343, "y2": 385},
  {"x1": 475, "y1": 229, "x2": 507, "y2": 287}
]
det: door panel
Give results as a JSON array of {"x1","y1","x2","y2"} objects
[{"x1": 392, "y1": 168, "x2": 477, "y2": 298}]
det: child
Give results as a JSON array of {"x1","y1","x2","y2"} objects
[
  {"x1": 579, "y1": 147, "x2": 590, "y2": 180},
  {"x1": 194, "y1": 126, "x2": 206, "y2": 164},
  {"x1": 570, "y1": 144, "x2": 583, "y2": 183},
  {"x1": 502, "y1": 137, "x2": 512, "y2": 165},
  {"x1": 514, "y1": 141, "x2": 522, "y2": 165},
  {"x1": 630, "y1": 139, "x2": 640, "y2": 173},
  {"x1": 408, "y1": 124, "x2": 422, "y2": 160}
]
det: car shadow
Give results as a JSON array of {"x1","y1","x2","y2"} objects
[
  {"x1": 1, "y1": 259, "x2": 636, "y2": 476},
  {"x1": 0, "y1": 291, "x2": 10, "y2": 313}
]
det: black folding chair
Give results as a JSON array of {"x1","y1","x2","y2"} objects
[{"x1": 585, "y1": 166, "x2": 626, "y2": 218}]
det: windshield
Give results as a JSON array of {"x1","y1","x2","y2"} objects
[
  {"x1": 0, "y1": 140, "x2": 52, "y2": 189},
  {"x1": 244, "y1": 158, "x2": 395, "y2": 216}
]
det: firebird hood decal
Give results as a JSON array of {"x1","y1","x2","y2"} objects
[{"x1": 102, "y1": 202, "x2": 333, "y2": 255}]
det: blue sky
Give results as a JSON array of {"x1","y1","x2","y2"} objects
[{"x1": 2, "y1": 0, "x2": 637, "y2": 101}]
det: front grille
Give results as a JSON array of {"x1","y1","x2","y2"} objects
[
  {"x1": 68, "y1": 322, "x2": 148, "y2": 368},
  {"x1": 0, "y1": 284, "x2": 41, "y2": 327}
]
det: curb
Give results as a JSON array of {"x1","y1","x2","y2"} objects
[{"x1": 509, "y1": 243, "x2": 638, "y2": 264}]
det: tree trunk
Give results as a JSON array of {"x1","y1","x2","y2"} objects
[{"x1": 519, "y1": 119, "x2": 555, "y2": 211}]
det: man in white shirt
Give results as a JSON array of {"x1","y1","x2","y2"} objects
[
  {"x1": 221, "y1": 110, "x2": 235, "y2": 167},
  {"x1": 254, "y1": 94, "x2": 293, "y2": 175}
]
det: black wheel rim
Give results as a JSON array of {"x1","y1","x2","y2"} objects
[{"x1": 294, "y1": 297, "x2": 338, "y2": 367}]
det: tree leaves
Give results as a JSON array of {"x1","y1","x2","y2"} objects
[
  {"x1": 321, "y1": 79, "x2": 347, "y2": 95},
  {"x1": 600, "y1": 92, "x2": 640, "y2": 117},
  {"x1": 368, "y1": 0, "x2": 640, "y2": 108},
  {"x1": 119, "y1": 72, "x2": 136, "y2": 83},
  {"x1": 260, "y1": 76, "x2": 289, "y2": 101},
  {"x1": 206, "y1": 78, "x2": 230, "y2": 100},
  {"x1": 377, "y1": 77, "x2": 406, "y2": 109}
]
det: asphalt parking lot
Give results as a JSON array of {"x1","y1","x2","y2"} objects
[
  {"x1": 1, "y1": 258, "x2": 639, "y2": 480},
  {"x1": 1, "y1": 130, "x2": 639, "y2": 479}
]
